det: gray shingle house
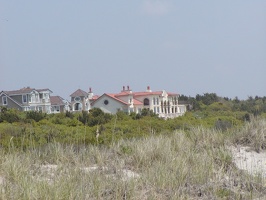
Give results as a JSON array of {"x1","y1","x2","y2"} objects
[{"x1": 0, "y1": 87, "x2": 67, "y2": 114}]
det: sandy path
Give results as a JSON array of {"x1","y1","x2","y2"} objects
[{"x1": 231, "y1": 146, "x2": 266, "y2": 177}]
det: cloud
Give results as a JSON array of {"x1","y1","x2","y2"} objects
[{"x1": 141, "y1": 0, "x2": 171, "y2": 16}]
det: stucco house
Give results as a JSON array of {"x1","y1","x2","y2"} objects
[
  {"x1": 91, "y1": 86, "x2": 186, "y2": 119},
  {"x1": 70, "y1": 88, "x2": 98, "y2": 112},
  {"x1": 0, "y1": 87, "x2": 68, "y2": 114}
]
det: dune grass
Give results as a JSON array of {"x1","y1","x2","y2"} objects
[{"x1": 1, "y1": 118, "x2": 266, "y2": 199}]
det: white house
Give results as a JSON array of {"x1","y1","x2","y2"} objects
[
  {"x1": 69, "y1": 88, "x2": 98, "y2": 112},
  {"x1": 91, "y1": 86, "x2": 186, "y2": 119}
]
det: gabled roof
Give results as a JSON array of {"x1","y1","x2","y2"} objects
[
  {"x1": 105, "y1": 94, "x2": 129, "y2": 105},
  {"x1": 50, "y1": 96, "x2": 65, "y2": 106},
  {"x1": 4, "y1": 87, "x2": 52, "y2": 95},
  {"x1": 36, "y1": 88, "x2": 52, "y2": 93},
  {"x1": 91, "y1": 93, "x2": 129, "y2": 106},
  {"x1": 0, "y1": 91, "x2": 23, "y2": 107},
  {"x1": 70, "y1": 89, "x2": 88, "y2": 97}
]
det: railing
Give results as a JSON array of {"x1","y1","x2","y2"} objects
[
  {"x1": 29, "y1": 99, "x2": 50, "y2": 104},
  {"x1": 159, "y1": 112, "x2": 185, "y2": 119}
]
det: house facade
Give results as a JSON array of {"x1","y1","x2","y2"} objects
[
  {"x1": 91, "y1": 86, "x2": 186, "y2": 119},
  {"x1": 0, "y1": 87, "x2": 68, "y2": 114},
  {"x1": 50, "y1": 96, "x2": 70, "y2": 114},
  {"x1": 1, "y1": 86, "x2": 186, "y2": 118},
  {"x1": 0, "y1": 87, "x2": 52, "y2": 113},
  {"x1": 70, "y1": 88, "x2": 98, "y2": 112}
]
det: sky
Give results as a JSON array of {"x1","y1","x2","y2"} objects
[{"x1": 1, "y1": 0, "x2": 266, "y2": 100}]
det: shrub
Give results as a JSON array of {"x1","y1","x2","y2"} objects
[
  {"x1": 26, "y1": 111, "x2": 46, "y2": 122},
  {"x1": 0, "y1": 107, "x2": 21, "y2": 123}
]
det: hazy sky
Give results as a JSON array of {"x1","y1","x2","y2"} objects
[{"x1": 1, "y1": 1, "x2": 265, "y2": 100}]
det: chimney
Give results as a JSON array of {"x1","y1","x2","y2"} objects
[
  {"x1": 146, "y1": 86, "x2": 152, "y2": 92},
  {"x1": 88, "y1": 87, "x2": 93, "y2": 99},
  {"x1": 127, "y1": 85, "x2": 130, "y2": 90},
  {"x1": 123, "y1": 86, "x2": 125, "y2": 91}
]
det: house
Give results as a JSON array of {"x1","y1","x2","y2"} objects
[
  {"x1": 91, "y1": 86, "x2": 186, "y2": 119},
  {"x1": 0, "y1": 87, "x2": 68, "y2": 114},
  {"x1": 50, "y1": 96, "x2": 70, "y2": 113},
  {"x1": 0, "y1": 87, "x2": 52, "y2": 113},
  {"x1": 69, "y1": 88, "x2": 98, "y2": 112}
]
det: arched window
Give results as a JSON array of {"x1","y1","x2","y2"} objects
[{"x1": 144, "y1": 98, "x2": 150, "y2": 106}]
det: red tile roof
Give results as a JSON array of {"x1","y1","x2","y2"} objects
[
  {"x1": 167, "y1": 92, "x2": 179, "y2": 96},
  {"x1": 115, "y1": 91, "x2": 133, "y2": 97},
  {"x1": 132, "y1": 91, "x2": 163, "y2": 96},
  {"x1": 92, "y1": 95, "x2": 99, "y2": 100},
  {"x1": 133, "y1": 98, "x2": 143, "y2": 105},
  {"x1": 105, "y1": 94, "x2": 129, "y2": 105}
]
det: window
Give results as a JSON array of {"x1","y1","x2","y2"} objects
[
  {"x1": 38, "y1": 107, "x2": 43, "y2": 111},
  {"x1": 104, "y1": 100, "x2": 109, "y2": 105},
  {"x1": 154, "y1": 107, "x2": 156, "y2": 113},
  {"x1": 22, "y1": 94, "x2": 27, "y2": 103},
  {"x1": 75, "y1": 96, "x2": 81, "y2": 101},
  {"x1": 52, "y1": 106, "x2": 60, "y2": 112},
  {"x1": 144, "y1": 98, "x2": 149, "y2": 106},
  {"x1": 2, "y1": 96, "x2": 7, "y2": 105}
]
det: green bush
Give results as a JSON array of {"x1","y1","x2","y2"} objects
[{"x1": 26, "y1": 111, "x2": 46, "y2": 122}]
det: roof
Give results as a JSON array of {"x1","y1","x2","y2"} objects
[
  {"x1": 105, "y1": 94, "x2": 129, "y2": 105},
  {"x1": 115, "y1": 91, "x2": 133, "y2": 97},
  {"x1": 132, "y1": 91, "x2": 163, "y2": 96},
  {"x1": 91, "y1": 93, "x2": 129, "y2": 106},
  {"x1": 115, "y1": 90, "x2": 178, "y2": 97},
  {"x1": 4, "y1": 87, "x2": 52, "y2": 95},
  {"x1": 92, "y1": 95, "x2": 99, "y2": 100},
  {"x1": 70, "y1": 89, "x2": 88, "y2": 97},
  {"x1": 50, "y1": 96, "x2": 65, "y2": 105},
  {"x1": 167, "y1": 92, "x2": 179, "y2": 96},
  {"x1": 0, "y1": 91, "x2": 23, "y2": 107},
  {"x1": 133, "y1": 98, "x2": 143, "y2": 105}
]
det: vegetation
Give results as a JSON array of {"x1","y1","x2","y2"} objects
[
  {"x1": 0, "y1": 118, "x2": 266, "y2": 199},
  {"x1": 0, "y1": 93, "x2": 266, "y2": 198}
]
